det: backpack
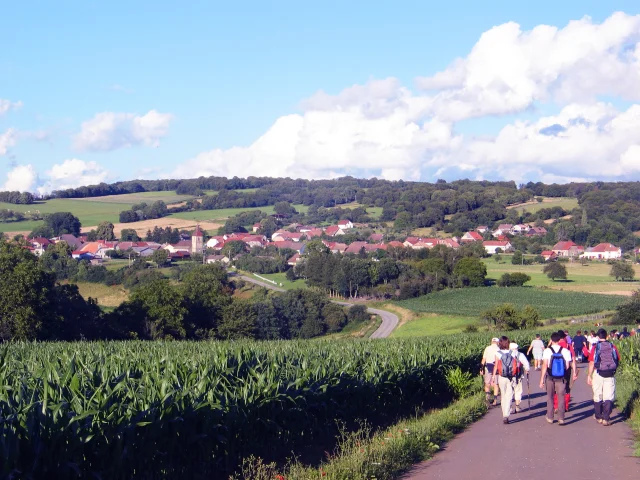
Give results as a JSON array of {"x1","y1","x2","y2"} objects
[
  {"x1": 500, "y1": 351, "x2": 521, "y2": 379},
  {"x1": 594, "y1": 342, "x2": 619, "y2": 378},
  {"x1": 549, "y1": 347, "x2": 566, "y2": 379}
]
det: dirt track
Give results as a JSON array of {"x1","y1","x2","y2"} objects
[{"x1": 405, "y1": 364, "x2": 640, "y2": 479}]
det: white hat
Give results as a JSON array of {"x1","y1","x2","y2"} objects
[
  {"x1": 491, "y1": 337, "x2": 499, "y2": 343},
  {"x1": 509, "y1": 342, "x2": 519, "y2": 350}
]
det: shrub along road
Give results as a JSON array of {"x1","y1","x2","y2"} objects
[
  {"x1": 238, "y1": 274, "x2": 399, "y2": 338},
  {"x1": 405, "y1": 365, "x2": 640, "y2": 479}
]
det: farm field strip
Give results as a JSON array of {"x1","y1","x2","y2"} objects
[
  {"x1": 0, "y1": 337, "x2": 504, "y2": 478},
  {"x1": 397, "y1": 287, "x2": 625, "y2": 319},
  {"x1": 506, "y1": 196, "x2": 579, "y2": 214}
]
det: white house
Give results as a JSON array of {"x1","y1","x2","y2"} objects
[
  {"x1": 581, "y1": 243, "x2": 622, "y2": 260},
  {"x1": 337, "y1": 219, "x2": 354, "y2": 229},
  {"x1": 483, "y1": 240, "x2": 512, "y2": 255}
]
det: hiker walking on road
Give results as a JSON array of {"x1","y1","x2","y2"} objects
[
  {"x1": 526, "y1": 334, "x2": 545, "y2": 370},
  {"x1": 572, "y1": 330, "x2": 587, "y2": 363},
  {"x1": 491, "y1": 336, "x2": 523, "y2": 424},
  {"x1": 509, "y1": 342, "x2": 530, "y2": 414},
  {"x1": 540, "y1": 332, "x2": 576, "y2": 425},
  {"x1": 481, "y1": 337, "x2": 500, "y2": 405},
  {"x1": 588, "y1": 328, "x2": 621, "y2": 426}
]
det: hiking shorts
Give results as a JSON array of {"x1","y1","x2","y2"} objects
[
  {"x1": 533, "y1": 350, "x2": 543, "y2": 360},
  {"x1": 483, "y1": 366, "x2": 495, "y2": 386}
]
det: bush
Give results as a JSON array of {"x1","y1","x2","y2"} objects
[{"x1": 497, "y1": 272, "x2": 531, "y2": 287}]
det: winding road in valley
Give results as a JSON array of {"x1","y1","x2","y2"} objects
[{"x1": 237, "y1": 274, "x2": 399, "y2": 338}]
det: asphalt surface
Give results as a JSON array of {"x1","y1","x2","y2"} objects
[
  {"x1": 238, "y1": 275, "x2": 399, "y2": 338},
  {"x1": 405, "y1": 364, "x2": 640, "y2": 479}
]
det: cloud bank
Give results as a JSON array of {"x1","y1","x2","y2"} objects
[
  {"x1": 73, "y1": 110, "x2": 172, "y2": 152},
  {"x1": 174, "y1": 12, "x2": 640, "y2": 184}
]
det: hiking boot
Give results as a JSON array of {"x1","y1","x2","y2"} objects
[
  {"x1": 593, "y1": 414, "x2": 603, "y2": 424},
  {"x1": 515, "y1": 404, "x2": 522, "y2": 413},
  {"x1": 545, "y1": 417, "x2": 554, "y2": 424},
  {"x1": 602, "y1": 420, "x2": 610, "y2": 426},
  {"x1": 558, "y1": 419, "x2": 566, "y2": 426},
  {"x1": 503, "y1": 417, "x2": 509, "y2": 425}
]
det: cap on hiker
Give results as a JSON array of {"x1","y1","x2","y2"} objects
[
  {"x1": 492, "y1": 337, "x2": 499, "y2": 343},
  {"x1": 509, "y1": 342, "x2": 518, "y2": 350}
]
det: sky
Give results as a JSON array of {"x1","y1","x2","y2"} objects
[{"x1": 1, "y1": 1, "x2": 640, "y2": 194}]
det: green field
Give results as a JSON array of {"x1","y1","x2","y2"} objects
[
  {"x1": 397, "y1": 287, "x2": 625, "y2": 319},
  {"x1": 0, "y1": 198, "x2": 141, "y2": 233},
  {"x1": 391, "y1": 314, "x2": 476, "y2": 337},
  {"x1": 507, "y1": 196, "x2": 578, "y2": 214},
  {"x1": 171, "y1": 204, "x2": 310, "y2": 223},
  {"x1": 485, "y1": 258, "x2": 640, "y2": 293},
  {"x1": 249, "y1": 271, "x2": 307, "y2": 290},
  {"x1": 75, "y1": 191, "x2": 194, "y2": 204},
  {"x1": 335, "y1": 202, "x2": 382, "y2": 219}
]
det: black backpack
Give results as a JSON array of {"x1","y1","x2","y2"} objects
[{"x1": 594, "y1": 341, "x2": 619, "y2": 378}]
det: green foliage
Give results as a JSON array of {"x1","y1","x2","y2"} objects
[
  {"x1": 613, "y1": 292, "x2": 640, "y2": 324},
  {"x1": 120, "y1": 228, "x2": 140, "y2": 241},
  {"x1": 481, "y1": 303, "x2": 541, "y2": 330},
  {"x1": 347, "y1": 304, "x2": 370, "y2": 324},
  {"x1": 543, "y1": 261, "x2": 568, "y2": 281},
  {"x1": 610, "y1": 262, "x2": 635, "y2": 281},
  {"x1": 393, "y1": 211, "x2": 413, "y2": 232},
  {"x1": 0, "y1": 335, "x2": 500, "y2": 478},
  {"x1": 151, "y1": 248, "x2": 169, "y2": 267},
  {"x1": 453, "y1": 257, "x2": 487, "y2": 287},
  {"x1": 497, "y1": 272, "x2": 531, "y2": 287},
  {"x1": 128, "y1": 280, "x2": 188, "y2": 339},
  {"x1": 95, "y1": 221, "x2": 116, "y2": 240},
  {"x1": 43, "y1": 211, "x2": 81, "y2": 236},
  {"x1": 445, "y1": 366, "x2": 475, "y2": 399},
  {"x1": 511, "y1": 250, "x2": 523, "y2": 265}
]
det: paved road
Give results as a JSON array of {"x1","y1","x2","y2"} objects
[
  {"x1": 238, "y1": 275, "x2": 399, "y2": 338},
  {"x1": 405, "y1": 364, "x2": 640, "y2": 479}
]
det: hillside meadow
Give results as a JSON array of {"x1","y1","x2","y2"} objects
[
  {"x1": 485, "y1": 257, "x2": 640, "y2": 294},
  {"x1": 397, "y1": 287, "x2": 625, "y2": 319}
]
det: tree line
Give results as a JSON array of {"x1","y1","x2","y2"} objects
[{"x1": 0, "y1": 242, "x2": 368, "y2": 341}]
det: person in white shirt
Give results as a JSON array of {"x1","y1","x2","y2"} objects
[
  {"x1": 480, "y1": 337, "x2": 500, "y2": 405},
  {"x1": 526, "y1": 334, "x2": 545, "y2": 370},
  {"x1": 540, "y1": 332, "x2": 576, "y2": 425},
  {"x1": 509, "y1": 343, "x2": 531, "y2": 414}
]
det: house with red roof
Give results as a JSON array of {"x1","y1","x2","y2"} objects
[
  {"x1": 526, "y1": 226, "x2": 548, "y2": 236},
  {"x1": 287, "y1": 253, "x2": 302, "y2": 266},
  {"x1": 344, "y1": 241, "x2": 368, "y2": 254},
  {"x1": 540, "y1": 250, "x2": 557, "y2": 261},
  {"x1": 323, "y1": 241, "x2": 348, "y2": 254},
  {"x1": 461, "y1": 231, "x2": 483, "y2": 243},
  {"x1": 403, "y1": 237, "x2": 420, "y2": 248},
  {"x1": 439, "y1": 238, "x2": 461, "y2": 249},
  {"x1": 476, "y1": 226, "x2": 489, "y2": 234},
  {"x1": 493, "y1": 224, "x2": 513, "y2": 237},
  {"x1": 253, "y1": 223, "x2": 261, "y2": 233},
  {"x1": 369, "y1": 233, "x2": 384, "y2": 243},
  {"x1": 552, "y1": 241, "x2": 584, "y2": 258},
  {"x1": 206, "y1": 236, "x2": 226, "y2": 249},
  {"x1": 324, "y1": 225, "x2": 345, "y2": 237},
  {"x1": 29, "y1": 237, "x2": 51, "y2": 256},
  {"x1": 581, "y1": 243, "x2": 622, "y2": 260},
  {"x1": 242, "y1": 235, "x2": 268, "y2": 248},
  {"x1": 163, "y1": 240, "x2": 192, "y2": 254},
  {"x1": 271, "y1": 240, "x2": 305, "y2": 253},
  {"x1": 79, "y1": 241, "x2": 119, "y2": 259},
  {"x1": 483, "y1": 240, "x2": 513, "y2": 255},
  {"x1": 305, "y1": 228, "x2": 324, "y2": 238},
  {"x1": 337, "y1": 219, "x2": 354, "y2": 229},
  {"x1": 386, "y1": 241, "x2": 405, "y2": 249}
]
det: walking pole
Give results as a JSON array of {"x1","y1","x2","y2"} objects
[{"x1": 526, "y1": 371, "x2": 531, "y2": 411}]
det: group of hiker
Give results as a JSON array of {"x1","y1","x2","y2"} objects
[{"x1": 480, "y1": 324, "x2": 634, "y2": 425}]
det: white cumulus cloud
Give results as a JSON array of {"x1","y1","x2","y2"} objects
[
  {"x1": 0, "y1": 164, "x2": 39, "y2": 192},
  {"x1": 0, "y1": 128, "x2": 17, "y2": 156},
  {"x1": 38, "y1": 159, "x2": 110, "y2": 193},
  {"x1": 417, "y1": 12, "x2": 640, "y2": 121},
  {"x1": 73, "y1": 110, "x2": 173, "y2": 152},
  {"x1": 173, "y1": 12, "x2": 640, "y2": 183},
  {"x1": 0, "y1": 99, "x2": 23, "y2": 116}
]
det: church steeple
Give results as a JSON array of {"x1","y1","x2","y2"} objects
[{"x1": 191, "y1": 224, "x2": 204, "y2": 254}]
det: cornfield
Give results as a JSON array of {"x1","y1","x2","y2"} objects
[{"x1": 0, "y1": 330, "x2": 604, "y2": 478}]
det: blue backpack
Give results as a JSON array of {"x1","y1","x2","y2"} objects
[{"x1": 550, "y1": 347, "x2": 566, "y2": 379}]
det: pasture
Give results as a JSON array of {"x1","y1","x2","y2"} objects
[
  {"x1": 506, "y1": 196, "x2": 579, "y2": 214},
  {"x1": 485, "y1": 257, "x2": 640, "y2": 294},
  {"x1": 397, "y1": 287, "x2": 625, "y2": 319}
]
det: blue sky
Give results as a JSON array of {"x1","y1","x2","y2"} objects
[{"x1": 1, "y1": 1, "x2": 640, "y2": 192}]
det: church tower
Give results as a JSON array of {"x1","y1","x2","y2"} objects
[{"x1": 192, "y1": 224, "x2": 204, "y2": 254}]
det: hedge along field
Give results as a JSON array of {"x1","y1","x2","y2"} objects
[
  {"x1": 397, "y1": 287, "x2": 625, "y2": 319},
  {"x1": 170, "y1": 203, "x2": 310, "y2": 223},
  {"x1": 0, "y1": 333, "x2": 549, "y2": 479}
]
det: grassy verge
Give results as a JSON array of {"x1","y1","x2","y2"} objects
[{"x1": 234, "y1": 392, "x2": 487, "y2": 479}]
